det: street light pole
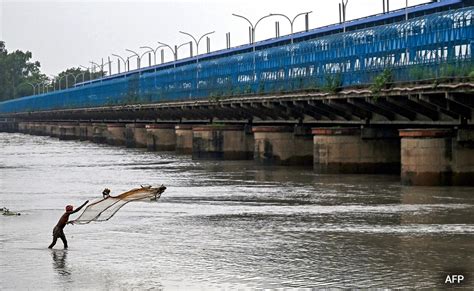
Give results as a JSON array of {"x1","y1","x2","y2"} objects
[
  {"x1": 112, "y1": 54, "x2": 128, "y2": 73},
  {"x1": 49, "y1": 75, "x2": 57, "y2": 91},
  {"x1": 58, "y1": 75, "x2": 66, "y2": 90},
  {"x1": 269, "y1": 11, "x2": 312, "y2": 43},
  {"x1": 232, "y1": 13, "x2": 273, "y2": 47},
  {"x1": 25, "y1": 82, "x2": 35, "y2": 95},
  {"x1": 66, "y1": 73, "x2": 77, "y2": 88},
  {"x1": 157, "y1": 41, "x2": 189, "y2": 68},
  {"x1": 179, "y1": 31, "x2": 215, "y2": 61},
  {"x1": 179, "y1": 31, "x2": 215, "y2": 92},
  {"x1": 232, "y1": 13, "x2": 273, "y2": 84},
  {"x1": 75, "y1": 72, "x2": 86, "y2": 85},
  {"x1": 341, "y1": 0, "x2": 349, "y2": 33},
  {"x1": 140, "y1": 45, "x2": 166, "y2": 65},
  {"x1": 126, "y1": 49, "x2": 141, "y2": 70}
]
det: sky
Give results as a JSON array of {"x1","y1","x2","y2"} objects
[{"x1": 1, "y1": 0, "x2": 430, "y2": 76}]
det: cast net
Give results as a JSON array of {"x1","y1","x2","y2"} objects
[{"x1": 73, "y1": 185, "x2": 166, "y2": 224}]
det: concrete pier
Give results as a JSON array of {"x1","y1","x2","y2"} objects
[
  {"x1": 192, "y1": 125, "x2": 253, "y2": 160},
  {"x1": 313, "y1": 127, "x2": 400, "y2": 174},
  {"x1": 35, "y1": 122, "x2": 48, "y2": 136},
  {"x1": 18, "y1": 122, "x2": 28, "y2": 134},
  {"x1": 175, "y1": 124, "x2": 193, "y2": 154},
  {"x1": 78, "y1": 123, "x2": 90, "y2": 141},
  {"x1": 91, "y1": 123, "x2": 107, "y2": 143},
  {"x1": 400, "y1": 129, "x2": 474, "y2": 186},
  {"x1": 0, "y1": 121, "x2": 17, "y2": 133},
  {"x1": 106, "y1": 123, "x2": 126, "y2": 146},
  {"x1": 50, "y1": 123, "x2": 60, "y2": 138},
  {"x1": 58, "y1": 123, "x2": 77, "y2": 140},
  {"x1": 146, "y1": 124, "x2": 176, "y2": 151},
  {"x1": 125, "y1": 123, "x2": 147, "y2": 148},
  {"x1": 252, "y1": 126, "x2": 313, "y2": 165}
]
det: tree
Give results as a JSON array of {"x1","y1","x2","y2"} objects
[
  {"x1": 0, "y1": 41, "x2": 105, "y2": 100},
  {"x1": 0, "y1": 41, "x2": 46, "y2": 100}
]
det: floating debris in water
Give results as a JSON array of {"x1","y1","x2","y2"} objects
[{"x1": 1, "y1": 207, "x2": 21, "y2": 216}]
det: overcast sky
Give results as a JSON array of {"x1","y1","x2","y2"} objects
[{"x1": 1, "y1": 0, "x2": 430, "y2": 76}]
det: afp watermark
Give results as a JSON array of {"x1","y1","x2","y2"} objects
[
  {"x1": 445, "y1": 274, "x2": 465, "y2": 284},
  {"x1": 441, "y1": 272, "x2": 469, "y2": 287}
]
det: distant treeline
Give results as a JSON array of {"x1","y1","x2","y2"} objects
[{"x1": 0, "y1": 41, "x2": 103, "y2": 101}]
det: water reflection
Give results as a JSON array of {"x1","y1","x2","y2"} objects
[{"x1": 51, "y1": 250, "x2": 70, "y2": 277}]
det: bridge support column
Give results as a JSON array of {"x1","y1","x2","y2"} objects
[
  {"x1": 29, "y1": 122, "x2": 39, "y2": 135},
  {"x1": 36, "y1": 122, "x2": 49, "y2": 136},
  {"x1": 0, "y1": 121, "x2": 17, "y2": 133},
  {"x1": 252, "y1": 126, "x2": 313, "y2": 166},
  {"x1": 78, "y1": 123, "x2": 90, "y2": 141},
  {"x1": 49, "y1": 123, "x2": 60, "y2": 138},
  {"x1": 146, "y1": 124, "x2": 176, "y2": 151},
  {"x1": 18, "y1": 122, "x2": 28, "y2": 134},
  {"x1": 30, "y1": 122, "x2": 40, "y2": 135},
  {"x1": 43, "y1": 123, "x2": 53, "y2": 136},
  {"x1": 125, "y1": 123, "x2": 147, "y2": 148},
  {"x1": 106, "y1": 123, "x2": 126, "y2": 146},
  {"x1": 192, "y1": 125, "x2": 253, "y2": 160},
  {"x1": 400, "y1": 129, "x2": 474, "y2": 186},
  {"x1": 313, "y1": 127, "x2": 400, "y2": 174},
  {"x1": 58, "y1": 123, "x2": 78, "y2": 140},
  {"x1": 92, "y1": 123, "x2": 107, "y2": 143},
  {"x1": 175, "y1": 124, "x2": 193, "y2": 154}
]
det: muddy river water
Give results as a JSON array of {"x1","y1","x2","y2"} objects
[{"x1": 1, "y1": 132, "x2": 473, "y2": 289}]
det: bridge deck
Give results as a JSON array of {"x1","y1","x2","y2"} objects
[{"x1": 6, "y1": 81, "x2": 473, "y2": 126}]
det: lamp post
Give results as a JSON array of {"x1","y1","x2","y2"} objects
[
  {"x1": 66, "y1": 73, "x2": 78, "y2": 88},
  {"x1": 126, "y1": 49, "x2": 141, "y2": 70},
  {"x1": 140, "y1": 51, "x2": 151, "y2": 67},
  {"x1": 112, "y1": 54, "x2": 129, "y2": 73},
  {"x1": 49, "y1": 75, "x2": 57, "y2": 91},
  {"x1": 157, "y1": 41, "x2": 190, "y2": 68},
  {"x1": 232, "y1": 13, "x2": 273, "y2": 47},
  {"x1": 75, "y1": 72, "x2": 86, "y2": 85},
  {"x1": 25, "y1": 82, "x2": 35, "y2": 95},
  {"x1": 232, "y1": 13, "x2": 273, "y2": 83},
  {"x1": 405, "y1": 0, "x2": 408, "y2": 21},
  {"x1": 179, "y1": 30, "x2": 215, "y2": 92},
  {"x1": 58, "y1": 75, "x2": 67, "y2": 90},
  {"x1": 340, "y1": 0, "x2": 349, "y2": 33},
  {"x1": 91, "y1": 61, "x2": 105, "y2": 79},
  {"x1": 405, "y1": 0, "x2": 409, "y2": 65},
  {"x1": 140, "y1": 45, "x2": 166, "y2": 65},
  {"x1": 79, "y1": 65, "x2": 92, "y2": 83},
  {"x1": 179, "y1": 31, "x2": 215, "y2": 60},
  {"x1": 269, "y1": 11, "x2": 312, "y2": 43}
]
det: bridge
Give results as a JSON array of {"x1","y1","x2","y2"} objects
[{"x1": 1, "y1": 0, "x2": 473, "y2": 186}]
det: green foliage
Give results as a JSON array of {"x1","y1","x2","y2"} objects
[
  {"x1": 208, "y1": 93, "x2": 222, "y2": 103},
  {"x1": 370, "y1": 69, "x2": 393, "y2": 94},
  {"x1": 258, "y1": 81, "x2": 265, "y2": 93},
  {"x1": 244, "y1": 84, "x2": 252, "y2": 94},
  {"x1": 409, "y1": 65, "x2": 434, "y2": 80},
  {"x1": 469, "y1": 70, "x2": 474, "y2": 80},
  {"x1": 322, "y1": 74, "x2": 342, "y2": 93},
  {"x1": 0, "y1": 41, "x2": 105, "y2": 101},
  {"x1": 305, "y1": 79, "x2": 319, "y2": 90},
  {"x1": 0, "y1": 41, "x2": 46, "y2": 100}
]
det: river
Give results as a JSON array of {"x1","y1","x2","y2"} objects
[{"x1": 1, "y1": 132, "x2": 473, "y2": 289}]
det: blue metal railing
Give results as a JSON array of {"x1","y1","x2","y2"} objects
[{"x1": 0, "y1": 6, "x2": 472, "y2": 114}]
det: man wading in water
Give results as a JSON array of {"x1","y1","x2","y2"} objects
[{"x1": 48, "y1": 200, "x2": 88, "y2": 249}]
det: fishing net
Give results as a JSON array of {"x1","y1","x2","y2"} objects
[{"x1": 73, "y1": 185, "x2": 166, "y2": 224}]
